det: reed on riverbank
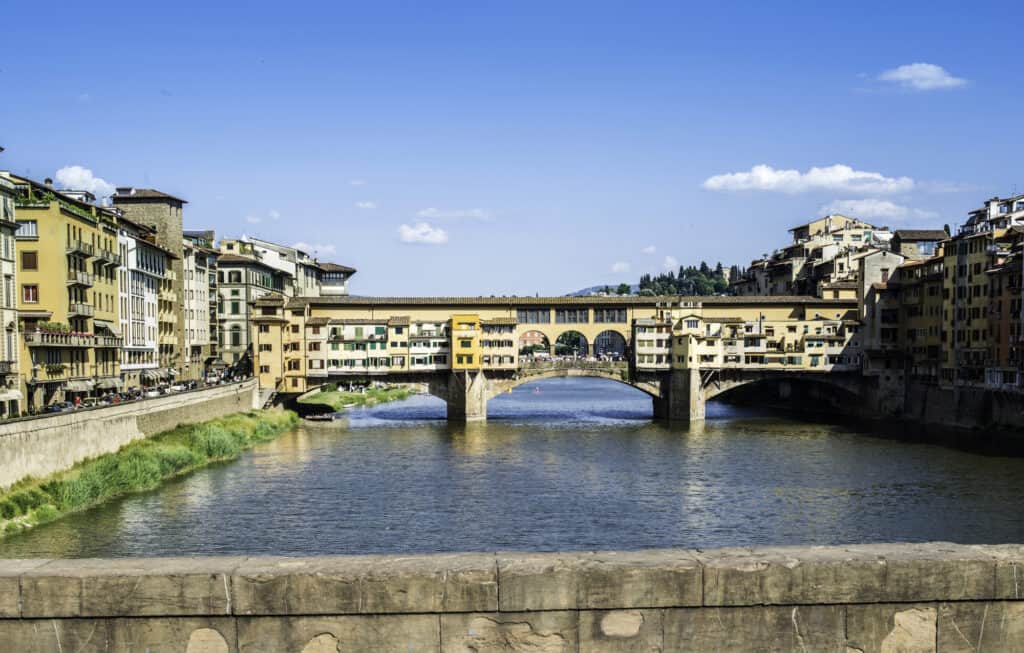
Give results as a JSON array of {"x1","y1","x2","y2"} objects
[{"x1": 0, "y1": 410, "x2": 299, "y2": 538}]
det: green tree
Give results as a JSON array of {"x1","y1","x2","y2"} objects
[{"x1": 616, "y1": 283, "x2": 631, "y2": 295}]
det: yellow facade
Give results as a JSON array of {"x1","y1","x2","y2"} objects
[
  {"x1": 450, "y1": 314, "x2": 481, "y2": 370},
  {"x1": 7, "y1": 175, "x2": 122, "y2": 408}
]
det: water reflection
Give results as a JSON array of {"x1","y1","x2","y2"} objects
[{"x1": 3, "y1": 377, "x2": 1024, "y2": 558}]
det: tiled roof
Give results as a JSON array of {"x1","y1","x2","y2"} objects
[
  {"x1": 286, "y1": 295, "x2": 852, "y2": 309},
  {"x1": 321, "y1": 262, "x2": 357, "y2": 273},
  {"x1": 112, "y1": 188, "x2": 188, "y2": 204},
  {"x1": 388, "y1": 316, "x2": 411, "y2": 326},
  {"x1": 894, "y1": 229, "x2": 948, "y2": 241}
]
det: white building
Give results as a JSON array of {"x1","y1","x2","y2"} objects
[
  {"x1": 0, "y1": 173, "x2": 20, "y2": 416},
  {"x1": 182, "y1": 239, "x2": 216, "y2": 378},
  {"x1": 118, "y1": 217, "x2": 169, "y2": 387}
]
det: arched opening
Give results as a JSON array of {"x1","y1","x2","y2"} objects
[
  {"x1": 708, "y1": 376, "x2": 862, "y2": 416},
  {"x1": 593, "y1": 330, "x2": 627, "y2": 361},
  {"x1": 554, "y1": 331, "x2": 589, "y2": 358},
  {"x1": 519, "y1": 330, "x2": 551, "y2": 358}
]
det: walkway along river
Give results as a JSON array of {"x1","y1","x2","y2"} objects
[{"x1": 2, "y1": 377, "x2": 1024, "y2": 557}]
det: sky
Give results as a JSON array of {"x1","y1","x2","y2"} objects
[{"x1": 2, "y1": 1, "x2": 1022, "y2": 296}]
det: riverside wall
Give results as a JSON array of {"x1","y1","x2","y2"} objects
[
  {"x1": 904, "y1": 381, "x2": 1024, "y2": 432},
  {"x1": 0, "y1": 543, "x2": 1020, "y2": 651},
  {"x1": 0, "y1": 380, "x2": 260, "y2": 490}
]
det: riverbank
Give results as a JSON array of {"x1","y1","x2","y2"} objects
[
  {"x1": 0, "y1": 410, "x2": 298, "y2": 539},
  {"x1": 298, "y1": 385, "x2": 412, "y2": 412}
]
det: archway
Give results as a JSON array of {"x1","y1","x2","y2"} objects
[
  {"x1": 519, "y1": 330, "x2": 551, "y2": 357},
  {"x1": 593, "y1": 330, "x2": 627, "y2": 360},
  {"x1": 554, "y1": 331, "x2": 589, "y2": 357}
]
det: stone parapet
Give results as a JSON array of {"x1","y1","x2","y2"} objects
[{"x1": 0, "y1": 542, "x2": 1022, "y2": 651}]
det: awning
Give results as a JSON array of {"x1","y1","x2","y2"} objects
[
  {"x1": 0, "y1": 389, "x2": 23, "y2": 401},
  {"x1": 93, "y1": 320, "x2": 120, "y2": 336},
  {"x1": 141, "y1": 369, "x2": 161, "y2": 381},
  {"x1": 168, "y1": 369, "x2": 178, "y2": 377},
  {"x1": 95, "y1": 378, "x2": 122, "y2": 390},
  {"x1": 65, "y1": 381, "x2": 94, "y2": 392}
]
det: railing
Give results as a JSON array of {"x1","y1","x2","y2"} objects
[
  {"x1": 94, "y1": 335, "x2": 124, "y2": 348},
  {"x1": 24, "y1": 331, "x2": 94, "y2": 347},
  {"x1": 519, "y1": 360, "x2": 629, "y2": 374},
  {"x1": 68, "y1": 302, "x2": 95, "y2": 317},
  {"x1": 66, "y1": 269, "x2": 94, "y2": 286},
  {"x1": 97, "y1": 250, "x2": 122, "y2": 266},
  {"x1": 66, "y1": 240, "x2": 95, "y2": 257}
]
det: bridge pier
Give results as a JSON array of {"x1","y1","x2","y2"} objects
[
  {"x1": 653, "y1": 369, "x2": 705, "y2": 423},
  {"x1": 445, "y1": 370, "x2": 489, "y2": 422}
]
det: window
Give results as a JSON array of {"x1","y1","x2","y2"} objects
[
  {"x1": 20, "y1": 251, "x2": 38, "y2": 270},
  {"x1": 231, "y1": 301, "x2": 240, "y2": 315},
  {"x1": 259, "y1": 365, "x2": 270, "y2": 373},
  {"x1": 21, "y1": 284, "x2": 38, "y2": 303},
  {"x1": 516, "y1": 308, "x2": 550, "y2": 324},
  {"x1": 15, "y1": 221, "x2": 37, "y2": 239},
  {"x1": 258, "y1": 324, "x2": 270, "y2": 333},
  {"x1": 259, "y1": 344, "x2": 272, "y2": 352},
  {"x1": 685, "y1": 319, "x2": 699, "y2": 329}
]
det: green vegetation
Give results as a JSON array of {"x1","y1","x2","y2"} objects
[
  {"x1": 0, "y1": 410, "x2": 299, "y2": 538},
  {"x1": 638, "y1": 261, "x2": 732, "y2": 296},
  {"x1": 299, "y1": 384, "x2": 412, "y2": 411}
]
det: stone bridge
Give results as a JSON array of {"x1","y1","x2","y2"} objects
[
  {"x1": 1, "y1": 543, "x2": 1020, "y2": 651},
  {"x1": 298, "y1": 363, "x2": 877, "y2": 423}
]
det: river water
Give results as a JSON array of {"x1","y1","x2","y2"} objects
[{"x1": 2, "y1": 378, "x2": 1023, "y2": 558}]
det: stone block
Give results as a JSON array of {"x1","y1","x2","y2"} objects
[
  {"x1": 497, "y1": 550, "x2": 701, "y2": 612},
  {"x1": 938, "y1": 602, "x2": 1024, "y2": 652},
  {"x1": 700, "y1": 543, "x2": 996, "y2": 606},
  {"x1": 0, "y1": 559, "x2": 51, "y2": 617},
  {"x1": 662, "y1": 605, "x2": 846, "y2": 652},
  {"x1": 441, "y1": 611, "x2": 577, "y2": 653},
  {"x1": 579, "y1": 609, "x2": 663, "y2": 652},
  {"x1": 975, "y1": 543, "x2": 1024, "y2": 599},
  {"x1": 846, "y1": 603, "x2": 937, "y2": 653},
  {"x1": 0, "y1": 618, "x2": 115, "y2": 652},
  {"x1": 20, "y1": 557, "x2": 246, "y2": 618},
  {"x1": 237, "y1": 614, "x2": 439, "y2": 652},
  {"x1": 233, "y1": 553, "x2": 496, "y2": 615}
]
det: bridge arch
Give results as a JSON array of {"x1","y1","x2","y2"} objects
[
  {"x1": 702, "y1": 370, "x2": 865, "y2": 405},
  {"x1": 519, "y1": 330, "x2": 551, "y2": 356},
  {"x1": 593, "y1": 330, "x2": 627, "y2": 358},
  {"x1": 554, "y1": 330, "x2": 589, "y2": 357},
  {"x1": 490, "y1": 368, "x2": 662, "y2": 400}
]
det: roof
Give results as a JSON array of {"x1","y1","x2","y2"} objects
[
  {"x1": 286, "y1": 295, "x2": 856, "y2": 309},
  {"x1": 253, "y1": 294, "x2": 286, "y2": 306},
  {"x1": 321, "y1": 262, "x2": 357, "y2": 274},
  {"x1": 217, "y1": 253, "x2": 281, "y2": 271},
  {"x1": 112, "y1": 188, "x2": 188, "y2": 204},
  {"x1": 894, "y1": 229, "x2": 948, "y2": 241},
  {"x1": 305, "y1": 317, "x2": 330, "y2": 326}
]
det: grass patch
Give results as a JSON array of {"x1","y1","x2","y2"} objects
[
  {"x1": 0, "y1": 410, "x2": 298, "y2": 538},
  {"x1": 298, "y1": 386, "x2": 412, "y2": 411}
]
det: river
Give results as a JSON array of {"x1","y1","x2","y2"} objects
[{"x1": 2, "y1": 377, "x2": 1023, "y2": 557}]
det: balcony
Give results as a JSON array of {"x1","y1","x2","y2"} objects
[
  {"x1": 24, "y1": 331, "x2": 94, "y2": 347},
  {"x1": 97, "y1": 249, "x2": 122, "y2": 266},
  {"x1": 68, "y1": 302, "x2": 95, "y2": 317},
  {"x1": 66, "y1": 270, "x2": 94, "y2": 287},
  {"x1": 94, "y1": 335, "x2": 124, "y2": 348},
  {"x1": 66, "y1": 240, "x2": 95, "y2": 258},
  {"x1": 0, "y1": 361, "x2": 15, "y2": 375}
]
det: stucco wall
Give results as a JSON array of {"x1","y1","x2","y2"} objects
[
  {"x1": 0, "y1": 543, "x2": 1020, "y2": 651},
  {"x1": 0, "y1": 380, "x2": 259, "y2": 489}
]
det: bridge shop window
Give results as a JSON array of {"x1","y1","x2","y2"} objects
[
  {"x1": 555, "y1": 308, "x2": 589, "y2": 324},
  {"x1": 517, "y1": 308, "x2": 551, "y2": 324},
  {"x1": 594, "y1": 308, "x2": 627, "y2": 323}
]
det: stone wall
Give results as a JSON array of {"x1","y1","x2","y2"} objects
[
  {"x1": 0, "y1": 543, "x2": 1020, "y2": 651},
  {"x1": 0, "y1": 380, "x2": 259, "y2": 489}
]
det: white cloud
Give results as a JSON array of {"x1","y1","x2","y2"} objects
[
  {"x1": 398, "y1": 222, "x2": 448, "y2": 245},
  {"x1": 54, "y1": 165, "x2": 115, "y2": 198},
  {"x1": 702, "y1": 164, "x2": 914, "y2": 194},
  {"x1": 663, "y1": 255, "x2": 679, "y2": 271},
  {"x1": 245, "y1": 215, "x2": 261, "y2": 224},
  {"x1": 641, "y1": 245, "x2": 656, "y2": 254},
  {"x1": 349, "y1": 179, "x2": 366, "y2": 186},
  {"x1": 355, "y1": 201, "x2": 376, "y2": 209},
  {"x1": 878, "y1": 63, "x2": 966, "y2": 91},
  {"x1": 292, "y1": 242, "x2": 337, "y2": 255},
  {"x1": 610, "y1": 261, "x2": 631, "y2": 273},
  {"x1": 820, "y1": 198, "x2": 938, "y2": 221},
  {"x1": 245, "y1": 209, "x2": 280, "y2": 224},
  {"x1": 269, "y1": 210, "x2": 281, "y2": 221},
  {"x1": 416, "y1": 207, "x2": 492, "y2": 221}
]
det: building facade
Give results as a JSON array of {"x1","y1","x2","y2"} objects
[{"x1": 0, "y1": 174, "x2": 20, "y2": 416}]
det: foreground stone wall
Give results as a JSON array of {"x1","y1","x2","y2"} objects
[
  {"x1": 0, "y1": 380, "x2": 259, "y2": 489},
  {"x1": 0, "y1": 542, "x2": 1020, "y2": 651}
]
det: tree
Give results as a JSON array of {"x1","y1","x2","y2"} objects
[{"x1": 616, "y1": 283, "x2": 631, "y2": 295}]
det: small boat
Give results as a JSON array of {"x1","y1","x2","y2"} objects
[{"x1": 304, "y1": 413, "x2": 339, "y2": 422}]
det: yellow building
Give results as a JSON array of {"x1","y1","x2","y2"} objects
[
  {"x1": 4, "y1": 174, "x2": 122, "y2": 409},
  {"x1": 450, "y1": 314, "x2": 481, "y2": 370}
]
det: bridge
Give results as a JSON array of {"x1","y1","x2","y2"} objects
[{"x1": 252, "y1": 294, "x2": 892, "y2": 422}]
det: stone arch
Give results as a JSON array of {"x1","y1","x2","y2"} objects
[
  {"x1": 519, "y1": 330, "x2": 551, "y2": 356},
  {"x1": 593, "y1": 330, "x2": 627, "y2": 359},
  {"x1": 492, "y1": 368, "x2": 662, "y2": 399},
  {"x1": 703, "y1": 371, "x2": 864, "y2": 404},
  {"x1": 186, "y1": 628, "x2": 229, "y2": 653},
  {"x1": 554, "y1": 330, "x2": 589, "y2": 357}
]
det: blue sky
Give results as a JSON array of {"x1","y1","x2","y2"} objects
[{"x1": 2, "y1": 1, "x2": 1021, "y2": 295}]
